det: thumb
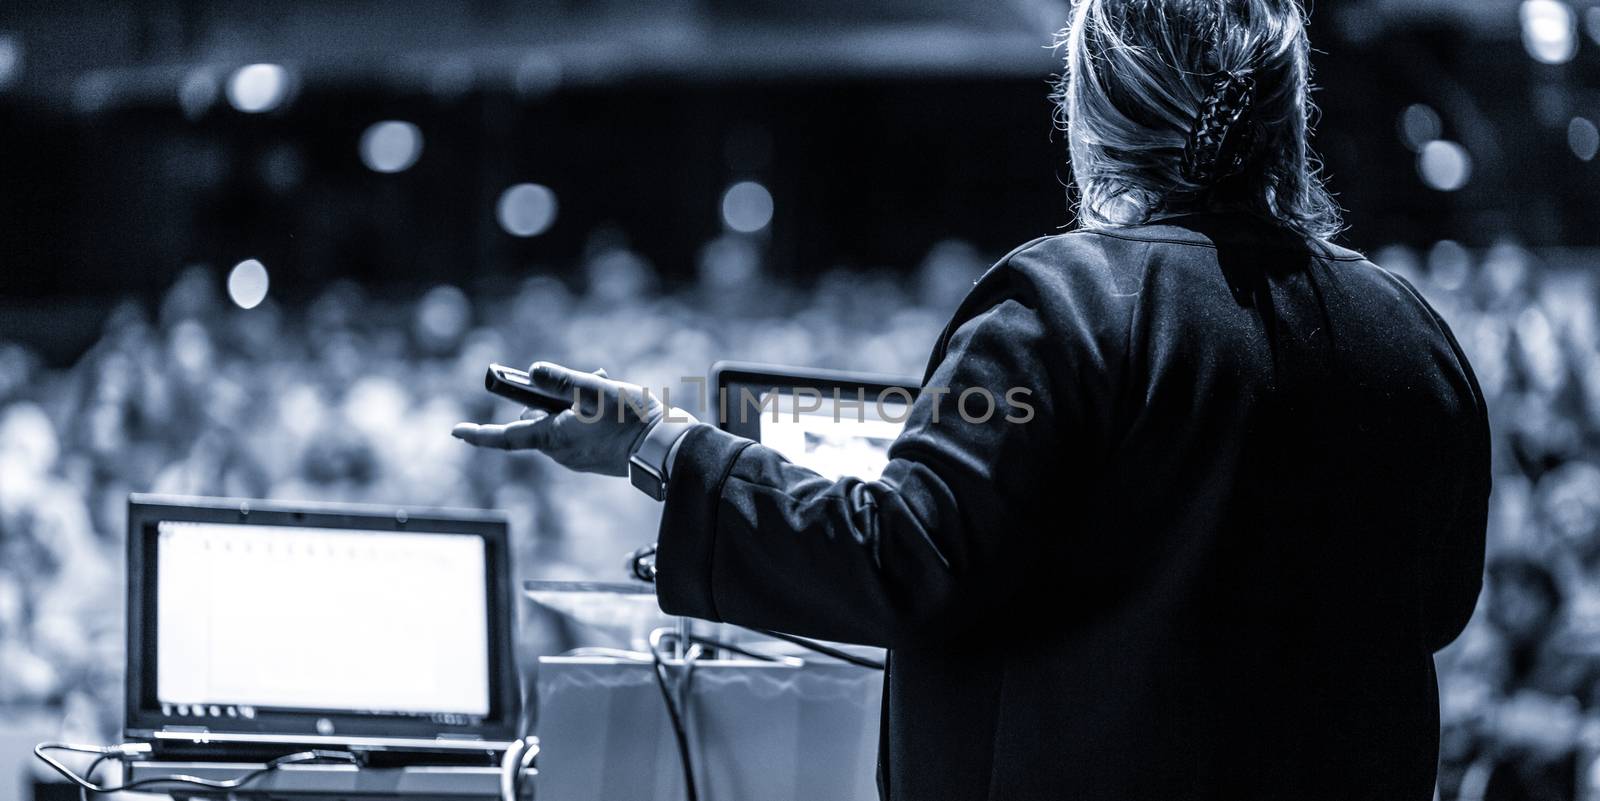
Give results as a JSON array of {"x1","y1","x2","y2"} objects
[{"x1": 451, "y1": 419, "x2": 553, "y2": 451}]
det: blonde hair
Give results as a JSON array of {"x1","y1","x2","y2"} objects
[{"x1": 1056, "y1": 0, "x2": 1342, "y2": 240}]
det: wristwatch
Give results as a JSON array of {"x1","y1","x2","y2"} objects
[{"x1": 628, "y1": 411, "x2": 697, "y2": 501}]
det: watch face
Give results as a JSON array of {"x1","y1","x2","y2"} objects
[{"x1": 629, "y1": 459, "x2": 666, "y2": 501}]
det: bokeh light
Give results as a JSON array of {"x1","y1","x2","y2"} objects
[
  {"x1": 0, "y1": 32, "x2": 23, "y2": 91},
  {"x1": 359, "y1": 120, "x2": 424, "y2": 174},
  {"x1": 1397, "y1": 104, "x2": 1442, "y2": 152},
  {"x1": 414, "y1": 285, "x2": 471, "y2": 352},
  {"x1": 1570, "y1": 117, "x2": 1600, "y2": 161},
  {"x1": 1428, "y1": 240, "x2": 1472, "y2": 292},
  {"x1": 698, "y1": 234, "x2": 762, "y2": 290},
  {"x1": 496, "y1": 183, "x2": 558, "y2": 238},
  {"x1": 169, "y1": 319, "x2": 213, "y2": 373},
  {"x1": 226, "y1": 63, "x2": 289, "y2": 113},
  {"x1": 720, "y1": 181, "x2": 774, "y2": 233},
  {"x1": 1417, "y1": 140, "x2": 1472, "y2": 191},
  {"x1": 1373, "y1": 244, "x2": 1423, "y2": 286},
  {"x1": 227, "y1": 259, "x2": 270, "y2": 310},
  {"x1": 178, "y1": 69, "x2": 219, "y2": 120},
  {"x1": 1521, "y1": 0, "x2": 1578, "y2": 65},
  {"x1": 71, "y1": 73, "x2": 113, "y2": 115},
  {"x1": 513, "y1": 53, "x2": 562, "y2": 98},
  {"x1": 1483, "y1": 241, "x2": 1531, "y2": 300}
]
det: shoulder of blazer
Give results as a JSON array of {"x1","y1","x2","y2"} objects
[{"x1": 921, "y1": 232, "x2": 1116, "y2": 384}]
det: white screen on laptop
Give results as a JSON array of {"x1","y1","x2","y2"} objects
[
  {"x1": 155, "y1": 521, "x2": 491, "y2": 717},
  {"x1": 757, "y1": 391, "x2": 908, "y2": 482}
]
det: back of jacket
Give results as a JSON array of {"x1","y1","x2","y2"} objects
[{"x1": 655, "y1": 213, "x2": 1491, "y2": 801}]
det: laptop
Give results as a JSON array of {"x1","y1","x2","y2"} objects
[
  {"x1": 711, "y1": 361, "x2": 921, "y2": 481},
  {"x1": 124, "y1": 495, "x2": 520, "y2": 765}
]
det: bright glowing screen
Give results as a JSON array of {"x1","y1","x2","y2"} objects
[
  {"x1": 756, "y1": 391, "x2": 909, "y2": 482},
  {"x1": 155, "y1": 521, "x2": 489, "y2": 717}
]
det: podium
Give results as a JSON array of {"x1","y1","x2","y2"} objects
[
  {"x1": 535, "y1": 657, "x2": 882, "y2": 801},
  {"x1": 525, "y1": 581, "x2": 884, "y2": 801}
]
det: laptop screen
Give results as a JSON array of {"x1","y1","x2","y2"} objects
[
  {"x1": 751, "y1": 391, "x2": 908, "y2": 481},
  {"x1": 125, "y1": 496, "x2": 518, "y2": 746},
  {"x1": 155, "y1": 521, "x2": 491, "y2": 720},
  {"x1": 713, "y1": 361, "x2": 920, "y2": 483}
]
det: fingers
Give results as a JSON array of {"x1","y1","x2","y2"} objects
[
  {"x1": 451, "y1": 418, "x2": 553, "y2": 451},
  {"x1": 456, "y1": 363, "x2": 619, "y2": 457},
  {"x1": 526, "y1": 361, "x2": 611, "y2": 399}
]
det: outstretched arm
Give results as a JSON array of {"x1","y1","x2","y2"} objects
[
  {"x1": 451, "y1": 291, "x2": 1069, "y2": 648},
  {"x1": 653, "y1": 298, "x2": 1058, "y2": 648}
]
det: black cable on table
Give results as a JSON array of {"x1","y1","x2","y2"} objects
[
  {"x1": 629, "y1": 552, "x2": 882, "y2": 800},
  {"x1": 648, "y1": 631, "x2": 700, "y2": 801},
  {"x1": 627, "y1": 543, "x2": 883, "y2": 671},
  {"x1": 35, "y1": 743, "x2": 359, "y2": 796},
  {"x1": 686, "y1": 632, "x2": 794, "y2": 663},
  {"x1": 747, "y1": 627, "x2": 886, "y2": 670},
  {"x1": 77, "y1": 753, "x2": 112, "y2": 801}
]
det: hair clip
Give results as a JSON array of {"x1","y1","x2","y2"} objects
[{"x1": 1182, "y1": 71, "x2": 1257, "y2": 186}]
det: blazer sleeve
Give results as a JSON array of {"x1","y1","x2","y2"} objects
[
  {"x1": 1422, "y1": 307, "x2": 1492, "y2": 653},
  {"x1": 652, "y1": 289, "x2": 1070, "y2": 648},
  {"x1": 1389, "y1": 273, "x2": 1492, "y2": 653}
]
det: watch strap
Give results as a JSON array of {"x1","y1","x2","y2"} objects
[{"x1": 629, "y1": 411, "x2": 697, "y2": 500}]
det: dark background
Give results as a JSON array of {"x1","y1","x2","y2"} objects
[{"x1": 2, "y1": 1, "x2": 1593, "y2": 363}]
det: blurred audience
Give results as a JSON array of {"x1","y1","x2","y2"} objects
[
  {"x1": 5, "y1": 233, "x2": 1599, "y2": 799},
  {"x1": 0, "y1": 232, "x2": 978, "y2": 752}
]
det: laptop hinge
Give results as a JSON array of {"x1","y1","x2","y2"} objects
[{"x1": 161, "y1": 726, "x2": 211, "y2": 734}]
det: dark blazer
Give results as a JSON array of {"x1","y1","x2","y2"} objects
[{"x1": 655, "y1": 213, "x2": 1491, "y2": 801}]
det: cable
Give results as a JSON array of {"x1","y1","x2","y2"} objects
[
  {"x1": 644, "y1": 627, "x2": 811, "y2": 801},
  {"x1": 77, "y1": 753, "x2": 112, "y2": 801},
  {"x1": 745, "y1": 627, "x2": 886, "y2": 670},
  {"x1": 684, "y1": 633, "x2": 804, "y2": 666},
  {"x1": 627, "y1": 543, "x2": 658, "y2": 582},
  {"x1": 649, "y1": 628, "x2": 699, "y2": 801},
  {"x1": 675, "y1": 642, "x2": 703, "y2": 767},
  {"x1": 501, "y1": 642, "x2": 543, "y2": 801},
  {"x1": 498, "y1": 736, "x2": 540, "y2": 801},
  {"x1": 627, "y1": 546, "x2": 882, "y2": 799},
  {"x1": 35, "y1": 742, "x2": 360, "y2": 795},
  {"x1": 641, "y1": 624, "x2": 879, "y2": 801},
  {"x1": 624, "y1": 542, "x2": 883, "y2": 671}
]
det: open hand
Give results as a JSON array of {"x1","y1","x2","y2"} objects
[{"x1": 451, "y1": 362, "x2": 664, "y2": 477}]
